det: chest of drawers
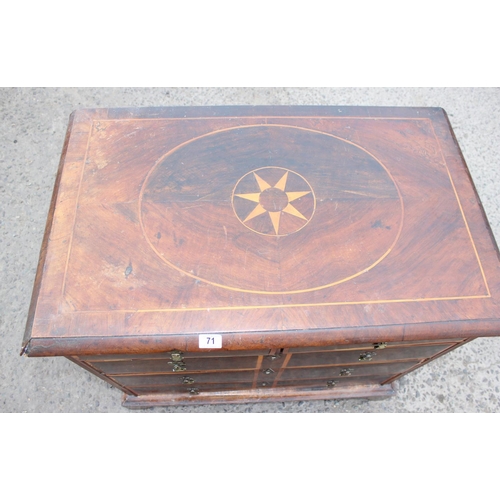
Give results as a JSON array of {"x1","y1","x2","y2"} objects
[{"x1": 22, "y1": 106, "x2": 500, "y2": 408}]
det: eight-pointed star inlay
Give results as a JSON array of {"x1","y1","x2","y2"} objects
[{"x1": 234, "y1": 170, "x2": 313, "y2": 235}]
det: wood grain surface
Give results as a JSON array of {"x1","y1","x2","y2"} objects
[{"x1": 23, "y1": 106, "x2": 500, "y2": 356}]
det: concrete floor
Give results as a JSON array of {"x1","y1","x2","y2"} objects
[{"x1": 1, "y1": 87, "x2": 500, "y2": 413}]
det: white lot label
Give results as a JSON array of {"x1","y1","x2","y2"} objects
[{"x1": 199, "y1": 334, "x2": 222, "y2": 348}]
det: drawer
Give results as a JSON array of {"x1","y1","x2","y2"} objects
[
  {"x1": 286, "y1": 344, "x2": 453, "y2": 368},
  {"x1": 131, "y1": 382, "x2": 253, "y2": 396},
  {"x1": 79, "y1": 349, "x2": 270, "y2": 362},
  {"x1": 276, "y1": 375, "x2": 391, "y2": 389},
  {"x1": 288, "y1": 339, "x2": 464, "y2": 353},
  {"x1": 114, "y1": 370, "x2": 255, "y2": 387},
  {"x1": 279, "y1": 361, "x2": 418, "y2": 381},
  {"x1": 88, "y1": 355, "x2": 260, "y2": 375}
]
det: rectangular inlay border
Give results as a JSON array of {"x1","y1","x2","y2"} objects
[{"x1": 61, "y1": 115, "x2": 491, "y2": 315}]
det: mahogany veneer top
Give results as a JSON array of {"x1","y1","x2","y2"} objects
[{"x1": 23, "y1": 106, "x2": 500, "y2": 356}]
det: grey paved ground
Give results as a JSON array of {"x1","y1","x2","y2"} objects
[{"x1": 1, "y1": 87, "x2": 499, "y2": 413}]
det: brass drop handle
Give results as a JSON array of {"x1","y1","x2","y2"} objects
[
  {"x1": 168, "y1": 350, "x2": 186, "y2": 371},
  {"x1": 263, "y1": 368, "x2": 275, "y2": 375},
  {"x1": 171, "y1": 353, "x2": 184, "y2": 362},
  {"x1": 182, "y1": 376, "x2": 195, "y2": 385},
  {"x1": 358, "y1": 352, "x2": 374, "y2": 362},
  {"x1": 169, "y1": 361, "x2": 186, "y2": 372},
  {"x1": 340, "y1": 368, "x2": 353, "y2": 376},
  {"x1": 189, "y1": 388, "x2": 200, "y2": 395},
  {"x1": 326, "y1": 380, "x2": 336, "y2": 388}
]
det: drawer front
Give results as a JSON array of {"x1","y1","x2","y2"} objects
[
  {"x1": 79, "y1": 349, "x2": 270, "y2": 362},
  {"x1": 276, "y1": 375, "x2": 391, "y2": 389},
  {"x1": 114, "y1": 370, "x2": 255, "y2": 387},
  {"x1": 286, "y1": 344, "x2": 453, "y2": 368},
  {"x1": 131, "y1": 382, "x2": 254, "y2": 396},
  {"x1": 287, "y1": 339, "x2": 464, "y2": 353},
  {"x1": 278, "y1": 361, "x2": 418, "y2": 381},
  {"x1": 88, "y1": 355, "x2": 260, "y2": 375}
]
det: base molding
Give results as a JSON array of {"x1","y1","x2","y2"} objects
[{"x1": 122, "y1": 382, "x2": 396, "y2": 408}]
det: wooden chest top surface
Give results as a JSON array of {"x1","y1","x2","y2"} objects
[{"x1": 23, "y1": 106, "x2": 500, "y2": 356}]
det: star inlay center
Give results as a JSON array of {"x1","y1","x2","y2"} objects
[
  {"x1": 232, "y1": 167, "x2": 316, "y2": 236},
  {"x1": 259, "y1": 188, "x2": 289, "y2": 212}
]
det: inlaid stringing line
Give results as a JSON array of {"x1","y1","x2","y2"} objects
[
  {"x1": 61, "y1": 120, "x2": 93, "y2": 297},
  {"x1": 70, "y1": 293, "x2": 491, "y2": 314},
  {"x1": 429, "y1": 121, "x2": 491, "y2": 297}
]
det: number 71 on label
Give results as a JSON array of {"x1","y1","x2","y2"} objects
[{"x1": 199, "y1": 334, "x2": 222, "y2": 348}]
